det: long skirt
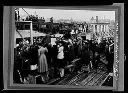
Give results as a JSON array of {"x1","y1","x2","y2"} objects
[{"x1": 38, "y1": 54, "x2": 48, "y2": 73}]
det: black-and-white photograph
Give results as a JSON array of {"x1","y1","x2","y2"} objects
[{"x1": 13, "y1": 8, "x2": 115, "y2": 86}]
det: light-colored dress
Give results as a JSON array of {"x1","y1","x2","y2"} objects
[{"x1": 38, "y1": 47, "x2": 48, "y2": 73}]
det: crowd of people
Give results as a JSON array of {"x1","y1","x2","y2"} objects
[
  {"x1": 13, "y1": 33, "x2": 114, "y2": 84},
  {"x1": 25, "y1": 15, "x2": 45, "y2": 22}
]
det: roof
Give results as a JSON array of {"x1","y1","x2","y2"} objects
[
  {"x1": 53, "y1": 23, "x2": 60, "y2": 25},
  {"x1": 39, "y1": 22, "x2": 59, "y2": 25},
  {"x1": 15, "y1": 21, "x2": 32, "y2": 23},
  {"x1": 90, "y1": 23, "x2": 110, "y2": 25},
  {"x1": 15, "y1": 30, "x2": 46, "y2": 38}
]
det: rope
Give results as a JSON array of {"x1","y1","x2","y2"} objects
[
  {"x1": 22, "y1": 8, "x2": 30, "y2": 16},
  {"x1": 15, "y1": 28, "x2": 26, "y2": 43}
]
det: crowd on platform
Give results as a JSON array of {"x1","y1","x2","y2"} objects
[{"x1": 13, "y1": 33, "x2": 114, "y2": 84}]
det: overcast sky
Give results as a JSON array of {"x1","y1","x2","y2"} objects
[{"x1": 19, "y1": 8, "x2": 115, "y2": 21}]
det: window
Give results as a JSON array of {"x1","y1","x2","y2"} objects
[{"x1": 24, "y1": 25, "x2": 30, "y2": 30}]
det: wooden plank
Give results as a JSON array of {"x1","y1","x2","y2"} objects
[
  {"x1": 57, "y1": 74, "x2": 75, "y2": 85},
  {"x1": 47, "y1": 78, "x2": 61, "y2": 85},
  {"x1": 66, "y1": 72, "x2": 85, "y2": 85},
  {"x1": 93, "y1": 73, "x2": 108, "y2": 86},
  {"x1": 79, "y1": 72, "x2": 97, "y2": 86},
  {"x1": 87, "y1": 72, "x2": 106, "y2": 86},
  {"x1": 71, "y1": 73, "x2": 89, "y2": 86},
  {"x1": 87, "y1": 74, "x2": 102, "y2": 86},
  {"x1": 99, "y1": 74, "x2": 110, "y2": 86},
  {"x1": 80, "y1": 69, "x2": 102, "y2": 86}
]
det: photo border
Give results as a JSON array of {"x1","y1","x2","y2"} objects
[{"x1": 3, "y1": 4, "x2": 124, "y2": 91}]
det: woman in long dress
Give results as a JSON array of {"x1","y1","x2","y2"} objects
[{"x1": 38, "y1": 43, "x2": 48, "y2": 82}]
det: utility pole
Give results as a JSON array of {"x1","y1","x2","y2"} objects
[
  {"x1": 30, "y1": 21, "x2": 33, "y2": 45},
  {"x1": 17, "y1": 8, "x2": 20, "y2": 21}
]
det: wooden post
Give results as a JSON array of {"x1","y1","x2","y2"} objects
[
  {"x1": 93, "y1": 25, "x2": 95, "y2": 33},
  {"x1": 104, "y1": 25, "x2": 106, "y2": 32},
  {"x1": 97, "y1": 25, "x2": 99, "y2": 33},
  {"x1": 18, "y1": 9, "x2": 20, "y2": 21},
  {"x1": 30, "y1": 21, "x2": 33, "y2": 45},
  {"x1": 99, "y1": 25, "x2": 101, "y2": 32}
]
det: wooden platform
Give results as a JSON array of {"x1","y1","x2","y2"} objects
[{"x1": 53, "y1": 69, "x2": 110, "y2": 86}]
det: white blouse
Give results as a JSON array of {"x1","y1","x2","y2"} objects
[{"x1": 57, "y1": 46, "x2": 64, "y2": 59}]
